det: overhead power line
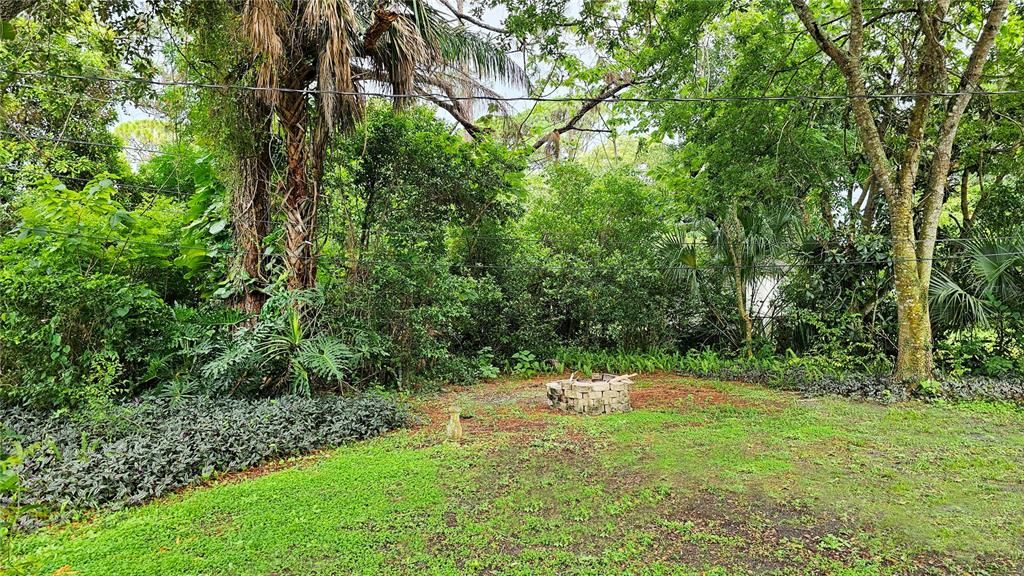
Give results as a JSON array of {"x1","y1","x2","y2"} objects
[
  {"x1": 11, "y1": 226, "x2": 1024, "y2": 271},
  {"x1": 6, "y1": 69, "x2": 1024, "y2": 103},
  {"x1": 0, "y1": 129, "x2": 162, "y2": 154}
]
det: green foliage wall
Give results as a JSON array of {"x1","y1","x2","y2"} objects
[{"x1": 0, "y1": 260, "x2": 171, "y2": 409}]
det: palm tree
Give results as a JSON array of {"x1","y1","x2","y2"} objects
[
  {"x1": 237, "y1": 0, "x2": 524, "y2": 291},
  {"x1": 657, "y1": 203, "x2": 797, "y2": 356},
  {"x1": 929, "y1": 235, "x2": 1024, "y2": 350}
]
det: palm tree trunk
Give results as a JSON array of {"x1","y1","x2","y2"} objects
[
  {"x1": 280, "y1": 89, "x2": 316, "y2": 291},
  {"x1": 234, "y1": 143, "x2": 272, "y2": 312},
  {"x1": 233, "y1": 93, "x2": 272, "y2": 313}
]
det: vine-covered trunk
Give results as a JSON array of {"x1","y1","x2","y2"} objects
[
  {"x1": 233, "y1": 94, "x2": 272, "y2": 314},
  {"x1": 732, "y1": 261, "x2": 753, "y2": 357},
  {"x1": 280, "y1": 90, "x2": 317, "y2": 291},
  {"x1": 724, "y1": 204, "x2": 753, "y2": 357}
]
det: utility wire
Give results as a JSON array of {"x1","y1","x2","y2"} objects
[
  {"x1": 11, "y1": 226, "x2": 1024, "y2": 270},
  {"x1": 5, "y1": 173, "x2": 1022, "y2": 246},
  {"x1": 0, "y1": 129, "x2": 163, "y2": 154},
  {"x1": 6, "y1": 69, "x2": 1024, "y2": 103}
]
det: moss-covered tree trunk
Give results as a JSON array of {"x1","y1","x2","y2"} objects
[
  {"x1": 791, "y1": 0, "x2": 1008, "y2": 384},
  {"x1": 890, "y1": 198, "x2": 933, "y2": 381}
]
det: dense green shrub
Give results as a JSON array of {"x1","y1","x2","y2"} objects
[
  {"x1": 555, "y1": 347, "x2": 1023, "y2": 403},
  {"x1": 325, "y1": 256, "x2": 501, "y2": 387},
  {"x1": 518, "y1": 164, "x2": 683, "y2": 351},
  {"x1": 0, "y1": 261, "x2": 172, "y2": 410},
  {"x1": 1, "y1": 394, "x2": 406, "y2": 525},
  {"x1": 149, "y1": 290, "x2": 375, "y2": 398},
  {"x1": 314, "y1": 105, "x2": 529, "y2": 387},
  {"x1": 777, "y1": 233, "x2": 896, "y2": 357}
]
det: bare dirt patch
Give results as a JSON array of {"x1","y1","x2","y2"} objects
[
  {"x1": 643, "y1": 490, "x2": 880, "y2": 573},
  {"x1": 630, "y1": 383, "x2": 755, "y2": 411},
  {"x1": 630, "y1": 373, "x2": 785, "y2": 413},
  {"x1": 425, "y1": 433, "x2": 892, "y2": 575},
  {"x1": 409, "y1": 375, "x2": 564, "y2": 446}
]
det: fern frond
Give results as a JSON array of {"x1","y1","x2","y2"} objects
[{"x1": 929, "y1": 269, "x2": 991, "y2": 331}]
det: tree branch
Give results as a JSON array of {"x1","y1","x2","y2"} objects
[
  {"x1": 917, "y1": 0, "x2": 1010, "y2": 280},
  {"x1": 791, "y1": 0, "x2": 896, "y2": 204},
  {"x1": 790, "y1": 0, "x2": 850, "y2": 69},
  {"x1": 532, "y1": 81, "x2": 633, "y2": 150},
  {"x1": 416, "y1": 88, "x2": 488, "y2": 137},
  {"x1": 363, "y1": 8, "x2": 399, "y2": 53},
  {"x1": 435, "y1": 0, "x2": 508, "y2": 35}
]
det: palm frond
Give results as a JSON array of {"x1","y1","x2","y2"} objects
[
  {"x1": 929, "y1": 269, "x2": 991, "y2": 331},
  {"x1": 964, "y1": 235, "x2": 1024, "y2": 303},
  {"x1": 242, "y1": 0, "x2": 287, "y2": 98},
  {"x1": 288, "y1": 359, "x2": 312, "y2": 396},
  {"x1": 381, "y1": 16, "x2": 431, "y2": 109},
  {"x1": 375, "y1": 0, "x2": 524, "y2": 95},
  {"x1": 423, "y1": 68, "x2": 514, "y2": 115},
  {"x1": 304, "y1": 0, "x2": 363, "y2": 129},
  {"x1": 656, "y1": 227, "x2": 702, "y2": 297},
  {"x1": 429, "y1": 25, "x2": 526, "y2": 88}
]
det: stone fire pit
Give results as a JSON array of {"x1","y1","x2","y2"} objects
[{"x1": 547, "y1": 373, "x2": 633, "y2": 415}]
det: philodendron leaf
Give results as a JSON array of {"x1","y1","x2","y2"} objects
[{"x1": 208, "y1": 219, "x2": 227, "y2": 235}]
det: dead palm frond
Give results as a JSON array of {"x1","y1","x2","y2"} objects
[
  {"x1": 241, "y1": 0, "x2": 524, "y2": 127},
  {"x1": 242, "y1": 0, "x2": 287, "y2": 100},
  {"x1": 303, "y1": 0, "x2": 362, "y2": 130}
]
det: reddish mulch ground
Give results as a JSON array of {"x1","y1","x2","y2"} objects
[
  {"x1": 414, "y1": 372, "x2": 781, "y2": 433},
  {"x1": 630, "y1": 383, "x2": 756, "y2": 411},
  {"x1": 463, "y1": 416, "x2": 550, "y2": 435}
]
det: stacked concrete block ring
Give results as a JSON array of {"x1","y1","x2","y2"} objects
[{"x1": 547, "y1": 373, "x2": 634, "y2": 414}]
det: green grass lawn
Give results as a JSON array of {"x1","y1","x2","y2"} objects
[{"x1": 12, "y1": 375, "x2": 1024, "y2": 575}]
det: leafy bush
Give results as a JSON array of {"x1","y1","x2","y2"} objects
[
  {"x1": 148, "y1": 290, "x2": 375, "y2": 398},
  {"x1": 935, "y1": 332, "x2": 1021, "y2": 379},
  {"x1": 1, "y1": 394, "x2": 406, "y2": 526},
  {"x1": 1, "y1": 435, "x2": 40, "y2": 573},
  {"x1": 506, "y1": 350, "x2": 561, "y2": 376},
  {"x1": 555, "y1": 347, "x2": 1024, "y2": 403},
  {"x1": 929, "y1": 377, "x2": 1024, "y2": 403},
  {"x1": 0, "y1": 261, "x2": 172, "y2": 410},
  {"x1": 556, "y1": 347, "x2": 689, "y2": 375}
]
